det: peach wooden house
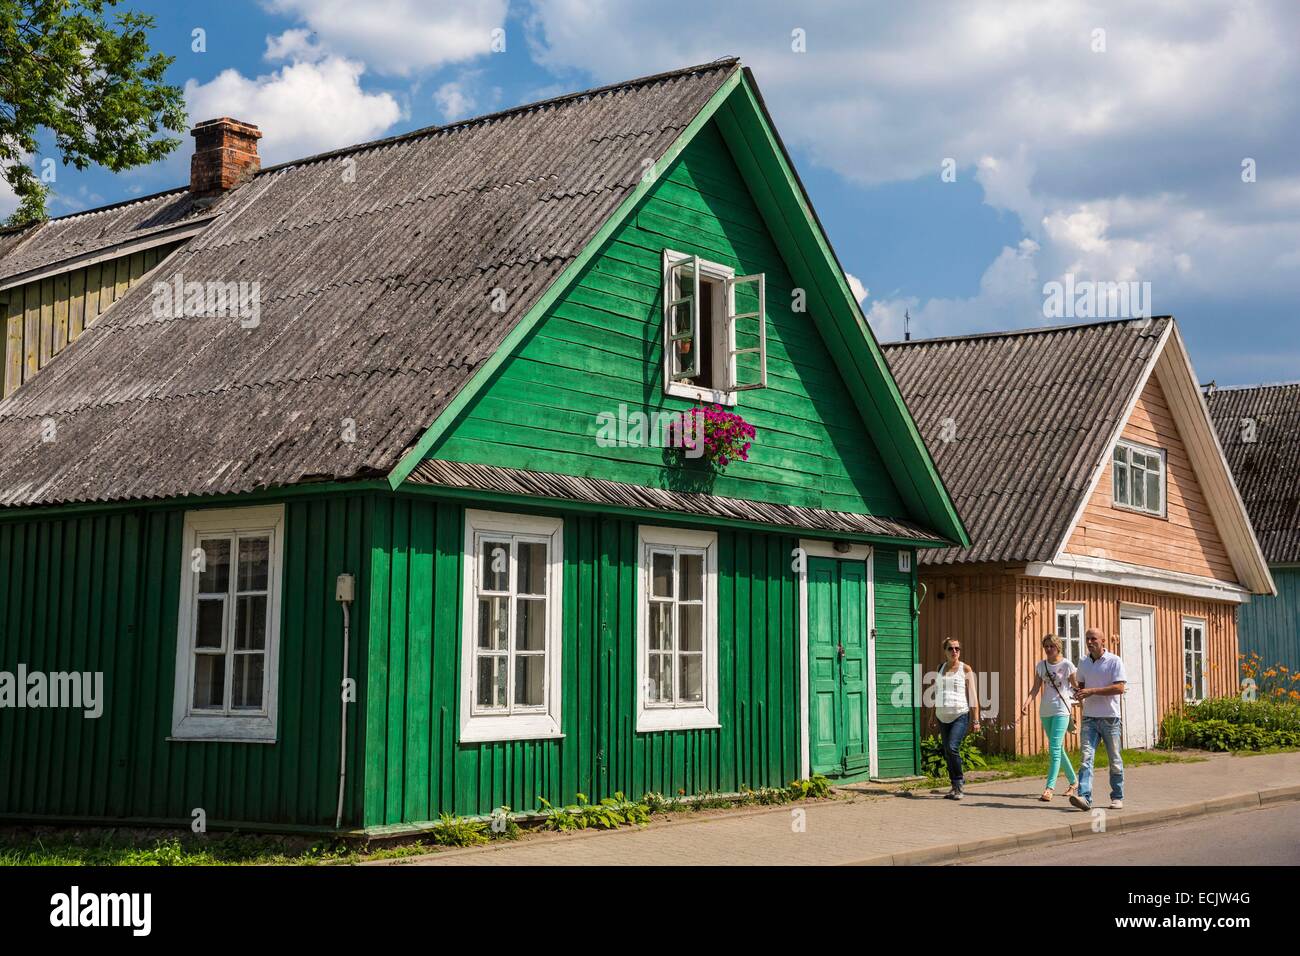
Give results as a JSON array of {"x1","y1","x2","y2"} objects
[{"x1": 882, "y1": 317, "x2": 1274, "y2": 754}]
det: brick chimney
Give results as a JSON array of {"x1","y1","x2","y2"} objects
[{"x1": 190, "y1": 118, "x2": 262, "y2": 197}]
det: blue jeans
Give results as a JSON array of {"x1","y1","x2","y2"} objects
[
  {"x1": 938, "y1": 712, "x2": 970, "y2": 789},
  {"x1": 1078, "y1": 716, "x2": 1124, "y2": 803}
]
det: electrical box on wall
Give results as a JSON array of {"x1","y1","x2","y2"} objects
[
  {"x1": 335, "y1": 573, "x2": 355, "y2": 603},
  {"x1": 898, "y1": 551, "x2": 912, "y2": 574}
]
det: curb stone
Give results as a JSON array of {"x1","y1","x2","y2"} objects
[{"x1": 839, "y1": 784, "x2": 1300, "y2": 866}]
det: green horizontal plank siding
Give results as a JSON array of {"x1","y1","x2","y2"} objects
[
  {"x1": 1238, "y1": 566, "x2": 1300, "y2": 673},
  {"x1": 429, "y1": 121, "x2": 906, "y2": 519},
  {"x1": 363, "y1": 500, "x2": 802, "y2": 821},
  {"x1": 0, "y1": 493, "x2": 372, "y2": 827}
]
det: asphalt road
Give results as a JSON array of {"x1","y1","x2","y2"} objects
[{"x1": 963, "y1": 802, "x2": 1300, "y2": 865}]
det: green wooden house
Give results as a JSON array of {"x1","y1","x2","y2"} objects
[{"x1": 0, "y1": 59, "x2": 966, "y2": 833}]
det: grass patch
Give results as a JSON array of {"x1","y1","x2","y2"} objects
[{"x1": 905, "y1": 746, "x2": 1202, "y2": 790}]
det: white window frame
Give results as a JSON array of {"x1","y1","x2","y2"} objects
[
  {"x1": 1055, "y1": 603, "x2": 1086, "y2": 666},
  {"x1": 1112, "y1": 439, "x2": 1167, "y2": 518},
  {"x1": 170, "y1": 504, "x2": 284, "y2": 742},
  {"x1": 1183, "y1": 616, "x2": 1207, "y2": 703},
  {"x1": 460, "y1": 510, "x2": 564, "y2": 742},
  {"x1": 636, "y1": 526, "x2": 720, "y2": 732},
  {"x1": 662, "y1": 249, "x2": 766, "y2": 405}
]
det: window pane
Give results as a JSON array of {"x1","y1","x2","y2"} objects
[
  {"x1": 679, "y1": 654, "x2": 704, "y2": 703},
  {"x1": 476, "y1": 655, "x2": 507, "y2": 710},
  {"x1": 517, "y1": 541, "x2": 547, "y2": 596},
  {"x1": 192, "y1": 654, "x2": 225, "y2": 710},
  {"x1": 234, "y1": 594, "x2": 267, "y2": 650},
  {"x1": 1131, "y1": 470, "x2": 1145, "y2": 509},
  {"x1": 196, "y1": 598, "x2": 225, "y2": 649},
  {"x1": 673, "y1": 337, "x2": 698, "y2": 378},
  {"x1": 1113, "y1": 461, "x2": 1128, "y2": 505},
  {"x1": 648, "y1": 654, "x2": 672, "y2": 703},
  {"x1": 1146, "y1": 470, "x2": 1161, "y2": 512},
  {"x1": 516, "y1": 597, "x2": 546, "y2": 651},
  {"x1": 514, "y1": 655, "x2": 545, "y2": 708},
  {"x1": 651, "y1": 552, "x2": 674, "y2": 598},
  {"x1": 237, "y1": 536, "x2": 270, "y2": 591},
  {"x1": 649, "y1": 603, "x2": 672, "y2": 651},
  {"x1": 477, "y1": 597, "x2": 509, "y2": 650},
  {"x1": 679, "y1": 604, "x2": 703, "y2": 652},
  {"x1": 231, "y1": 654, "x2": 265, "y2": 710},
  {"x1": 670, "y1": 300, "x2": 693, "y2": 337},
  {"x1": 680, "y1": 552, "x2": 703, "y2": 601},
  {"x1": 480, "y1": 540, "x2": 509, "y2": 592},
  {"x1": 199, "y1": 538, "x2": 230, "y2": 594}
]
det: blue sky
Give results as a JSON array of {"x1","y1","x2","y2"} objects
[{"x1": 8, "y1": 0, "x2": 1299, "y2": 385}]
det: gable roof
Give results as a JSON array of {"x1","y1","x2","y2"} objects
[
  {"x1": 1206, "y1": 382, "x2": 1300, "y2": 564},
  {"x1": 883, "y1": 318, "x2": 1171, "y2": 565},
  {"x1": 883, "y1": 317, "x2": 1273, "y2": 593},
  {"x1": 0, "y1": 60, "x2": 737, "y2": 507}
]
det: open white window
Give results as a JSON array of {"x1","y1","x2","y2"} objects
[
  {"x1": 1113, "y1": 440, "x2": 1166, "y2": 517},
  {"x1": 1055, "y1": 603, "x2": 1085, "y2": 666},
  {"x1": 636, "y1": 526, "x2": 719, "y2": 732},
  {"x1": 1183, "y1": 617, "x2": 1206, "y2": 702},
  {"x1": 460, "y1": 510, "x2": 564, "y2": 742},
  {"x1": 171, "y1": 505, "x2": 284, "y2": 742},
  {"x1": 662, "y1": 249, "x2": 766, "y2": 405}
]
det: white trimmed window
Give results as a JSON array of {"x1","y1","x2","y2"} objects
[
  {"x1": 1183, "y1": 617, "x2": 1206, "y2": 702},
  {"x1": 171, "y1": 505, "x2": 284, "y2": 742},
  {"x1": 1055, "y1": 603, "x2": 1085, "y2": 666},
  {"x1": 460, "y1": 510, "x2": 563, "y2": 742},
  {"x1": 1112, "y1": 440, "x2": 1166, "y2": 517},
  {"x1": 636, "y1": 526, "x2": 719, "y2": 732},
  {"x1": 662, "y1": 249, "x2": 766, "y2": 405}
]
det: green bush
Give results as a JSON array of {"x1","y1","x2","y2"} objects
[
  {"x1": 430, "y1": 812, "x2": 489, "y2": 847},
  {"x1": 921, "y1": 733, "x2": 988, "y2": 778},
  {"x1": 1185, "y1": 697, "x2": 1300, "y2": 732},
  {"x1": 1159, "y1": 695, "x2": 1300, "y2": 751}
]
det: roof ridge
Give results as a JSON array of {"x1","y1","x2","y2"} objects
[
  {"x1": 1, "y1": 57, "x2": 741, "y2": 235},
  {"x1": 255, "y1": 57, "x2": 742, "y2": 176},
  {"x1": 1207, "y1": 380, "x2": 1300, "y2": 393},
  {"x1": 881, "y1": 315, "x2": 1172, "y2": 348}
]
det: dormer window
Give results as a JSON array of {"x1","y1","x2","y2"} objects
[
  {"x1": 662, "y1": 250, "x2": 766, "y2": 404},
  {"x1": 1112, "y1": 440, "x2": 1166, "y2": 517}
]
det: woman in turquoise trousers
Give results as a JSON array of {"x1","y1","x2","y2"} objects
[{"x1": 1019, "y1": 634, "x2": 1080, "y2": 802}]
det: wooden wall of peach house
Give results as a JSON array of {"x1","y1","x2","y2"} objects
[
  {"x1": 1064, "y1": 373, "x2": 1238, "y2": 583},
  {"x1": 918, "y1": 566, "x2": 1239, "y2": 755}
]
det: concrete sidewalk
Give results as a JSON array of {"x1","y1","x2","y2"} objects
[{"x1": 383, "y1": 751, "x2": 1300, "y2": 866}]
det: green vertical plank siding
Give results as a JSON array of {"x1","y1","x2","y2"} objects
[
  {"x1": 0, "y1": 494, "x2": 372, "y2": 827},
  {"x1": 363, "y1": 497, "x2": 807, "y2": 824},
  {"x1": 1238, "y1": 566, "x2": 1300, "y2": 673},
  {"x1": 873, "y1": 546, "x2": 920, "y2": 778},
  {"x1": 428, "y1": 121, "x2": 907, "y2": 520}
]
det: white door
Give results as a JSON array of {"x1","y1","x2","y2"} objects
[{"x1": 1119, "y1": 610, "x2": 1157, "y2": 748}]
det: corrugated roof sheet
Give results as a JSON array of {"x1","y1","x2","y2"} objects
[
  {"x1": 0, "y1": 59, "x2": 739, "y2": 508},
  {"x1": 0, "y1": 189, "x2": 209, "y2": 283},
  {"x1": 1206, "y1": 382, "x2": 1300, "y2": 564},
  {"x1": 411, "y1": 459, "x2": 944, "y2": 541},
  {"x1": 881, "y1": 317, "x2": 1171, "y2": 565}
]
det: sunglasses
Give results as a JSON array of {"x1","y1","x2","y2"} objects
[{"x1": 944, "y1": 645, "x2": 961, "y2": 652}]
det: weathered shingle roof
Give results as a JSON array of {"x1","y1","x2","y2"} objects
[
  {"x1": 411, "y1": 459, "x2": 945, "y2": 542},
  {"x1": 1206, "y1": 382, "x2": 1300, "y2": 564},
  {"x1": 881, "y1": 317, "x2": 1171, "y2": 565},
  {"x1": 0, "y1": 59, "x2": 738, "y2": 508},
  {"x1": 0, "y1": 188, "x2": 209, "y2": 284}
]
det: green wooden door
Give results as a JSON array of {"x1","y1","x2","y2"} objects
[{"x1": 807, "y1": 557, "x2": 871, "y2": 777}]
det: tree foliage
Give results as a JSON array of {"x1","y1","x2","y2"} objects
[{"x1": 0, "y1": 0, "x2": 186, "y2": 225}]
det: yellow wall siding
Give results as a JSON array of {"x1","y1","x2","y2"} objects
[{"x1": 0, "y1": 242, "x2": 183, "y2": 398}]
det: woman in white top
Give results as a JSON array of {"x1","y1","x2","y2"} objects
[
  {"x1": 1018, "y1": 633, "x2": 1080, "y2": 802},
  {"x1": 927, "y1": 638, "x2": 981, "y2": 799}
]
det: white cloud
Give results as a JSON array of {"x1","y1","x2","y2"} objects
[
  {"x1": 433, "y1": 81, "x2": 475, "y2": 122},
  {"x1": 265, "y1": 0, "x2": 508, "y2": 76},
  {"x1": 845, "y1": 273, "x2": 868, "y2": 304},
  {"x1": 184, "y1": 57, "x2": 403, "y2": 163},
  {"x1": 265, "y1": 28, "x2": 327, "y2": 64},
  {"x1": 528, "y1": 0, "x2": 1300, "y2": 335}
]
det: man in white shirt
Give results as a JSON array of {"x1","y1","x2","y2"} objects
[{"x1": 1069, "y1": 629, "x2": 1128, "y2": 812}]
